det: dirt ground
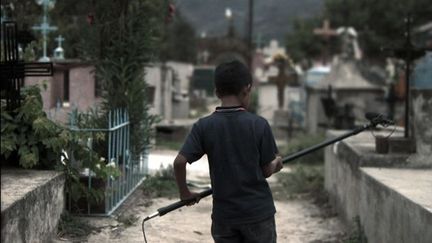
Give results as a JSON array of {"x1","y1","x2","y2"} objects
[{"x1": 54, "y1": 169, "x2": 347, "y2": 243}]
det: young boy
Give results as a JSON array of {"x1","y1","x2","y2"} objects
[{"x1": 173, "y1": 60, "x2": 283, "y2": 243}]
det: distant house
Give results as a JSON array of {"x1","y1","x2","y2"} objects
[
  {"x1": 25, "y1": 60, "x2": 194, "y2": 123},
  {"x1": 305, "y1": 61, "x2": 385, "y2": 133},
  {"x1": 145, "y1": 61, "x2": 193, "y2": 121},
  {"x1": 25, "y1": 59, "x2": 100, "y2": 123}
]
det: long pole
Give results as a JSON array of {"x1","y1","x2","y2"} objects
[{"x1": 143, "y1": 122, "x2": 376, "y2": 221}]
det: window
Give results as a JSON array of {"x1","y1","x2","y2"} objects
[{"x1": 63, "y1": 70, "x2": 70, "y2": 102}]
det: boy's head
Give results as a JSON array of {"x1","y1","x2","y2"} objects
[{"x1": 214, "y1": 60, "x2": 252, "y2": 98}]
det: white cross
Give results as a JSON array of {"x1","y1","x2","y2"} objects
[
  {"x1": 55, "y1": 35, "x2": 65, "y2": 47},
  {"x1": 32, "y1": 0, "x2": 57, "y2": 62}
]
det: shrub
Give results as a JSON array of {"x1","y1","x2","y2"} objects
[
  {"x1": 278, "y1": 165, "x2": 324, "y2": 195},
  {"x1": 279, "y1": 133, "x2": 326, "y2": 165},
  {"x1": 0, "y1": 84, "x2": 120, "y2": 206}
]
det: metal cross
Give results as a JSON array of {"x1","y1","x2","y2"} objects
[
  {"x1": 314, "y1": 19, "x2": 337, "y2": 65},
  {"x1": 268, "y1": 55, "x2": 297, "y2": 109},
  {"x1": 32, "y1": 0, "x2": 58, "y2": 62},
  {"x1": 1, "y1": 21, "x2": 53, "y2": 111},
  {"x1": 382, "y1": 16, "x2": 431, "y2": 138},
  {"x1": 55, "y1": 35, "x2": 64, "y2": 47}
]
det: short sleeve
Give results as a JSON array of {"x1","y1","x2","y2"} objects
[
  {"x1": 259, "y1": 120, "x2": 279, "y2": 166},
  {"x1": 179, "y1": 122, "x2": 205, "y2": 163}
]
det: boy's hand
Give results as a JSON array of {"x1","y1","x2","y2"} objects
[
  {"x1": 262, "y1": 156, "x2": 283, "y2": 178},
  {"x1": 272, "y1": 156, "x2": 283, "y2": 173},
  {"x1": 174, "y1": 154, "x2": 200, "y2": 206},
  {"x1": 180, "y1": 190, "x2": 201, "y2": 206}
]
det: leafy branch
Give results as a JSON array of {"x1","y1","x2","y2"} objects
[{"x1": 1, "y1": 84, "x2": 120, "y2": 205}]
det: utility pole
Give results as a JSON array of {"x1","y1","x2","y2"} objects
[{"x1": 247, "y1": 0, "x2": 254, "y2": 69}]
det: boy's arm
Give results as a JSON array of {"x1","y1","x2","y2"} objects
[
  {"x1": 173, "y1": 153, "x2": 200, "y2": 205},
  {"x1": 262, "y1": 156, "x2": 283, "y2": 178}
]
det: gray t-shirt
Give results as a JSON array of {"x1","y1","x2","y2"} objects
[{"x1": 180, "y1": 106, "x2": 278, "y2": 224}]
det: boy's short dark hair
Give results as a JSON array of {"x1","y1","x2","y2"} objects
[{"x1": 214, "y1": 60, "x2": 252, "y2": 97}]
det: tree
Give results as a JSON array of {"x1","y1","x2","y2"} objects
[
  {"x1": 285, "y1": 17, "x2": 325, "y2": 64},
  {"x1": 76, "y1": 0, "x2": 164, "y2": 160},
  {"x1": 324, "y1": 0, "x2": 432, "y2": 62},
  {"x1": 285, "y1": 0, "x2": 432, "y2": 64},
  {"x1": 160, "y1": 11, "x2": 197, "y2": 63}
]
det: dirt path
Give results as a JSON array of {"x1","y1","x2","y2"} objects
[
  {"x1": 55, "y1": 174, "x2": 345, "y2": 243},
  {"x1": 54, "y1": 149, "x2": 346, "y2": 243}
]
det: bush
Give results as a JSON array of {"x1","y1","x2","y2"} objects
[
  {"x1": 80, "y1": 0, "x2": 162, "y2": 161},
  {"x1": 279, "y1": 133, "x2": 325, "y2": 165},
  {"x1": 141, "y1": 165, "x2": 178, "y2": 198},
  {"x1": 1, "y1": 85, "x2": 120, "y2": 206},
  {"x1": 1, "y1": 85, "x2": 67, "y2": 169},
  {"x1": 278, "y1": 165, "x2": 324, "y2": 196}
]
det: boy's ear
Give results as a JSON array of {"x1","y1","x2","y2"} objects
[
  {"x1": 247, "y1": 83, "x2": 252, "y2": 91},
  {"x1": 242, "y1": 84, "x2": 252, "y2": 94},
  {"x1": 239, "y1": 85, "x2": 249, "y2": 98}
]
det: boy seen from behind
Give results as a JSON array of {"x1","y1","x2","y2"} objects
[{"x1": 173, "y1": 60, "x2": 283, "y2": 243}]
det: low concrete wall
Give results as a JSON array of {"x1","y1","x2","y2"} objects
[
  {"x1": 1, "y1": 169, "x2": 65, "y2": 243},
  {"x1": 324, "y1": 130, "x2": 432, "y2": 243}
]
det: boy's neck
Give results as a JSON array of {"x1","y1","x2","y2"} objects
[{"x1": 220, "y1": 95, "x2": 242, "y2": 107}]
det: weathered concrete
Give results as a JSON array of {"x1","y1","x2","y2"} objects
[
  {"x1": 1, "y1": 169, "x2": 65, "y2": 243},
  {"x1": 408, "y1": 89, "x2": 432, "y2": 167},
  {"x1": 305, "y1": 60, "x2": 387, "y2": 134},
  {"x1": 325, "y1": 130, "x2": 432, "y2": 243}
]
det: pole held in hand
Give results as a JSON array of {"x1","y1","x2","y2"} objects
[{"x1": 143, "y1": 112, "x2": 391, "y2": 221}]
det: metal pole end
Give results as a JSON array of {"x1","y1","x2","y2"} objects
[{"x1": 143, "y1": 212, "x2": 160, "y2": 222}]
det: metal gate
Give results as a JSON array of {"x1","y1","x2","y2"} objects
[{"x1": 68, "y1": 109, "x2": 148, "y2": 215}]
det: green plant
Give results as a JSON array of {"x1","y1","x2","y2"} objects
[
  {"x1": 141, "y1": 165, "x2": 178, "y2": 198},
  {"x1": 1, "y1": 84, "x2": 120, "y2": 205},
  {"x1": 1, "y1": 84, "x2": 65, "y2": 169},
  {"x1": 79, "y1": 0, "x2": 162, "y2": 162},
  {"x1": 278, "y1": 165, "x2": 324, "y2": 196},
  {"x1": 279, "y1": 133, "x2": 326, "y2": 165}
]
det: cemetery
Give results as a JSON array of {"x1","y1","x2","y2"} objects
[{"x1": 1, "y1": 0, "x2": 431, "y2": 242}]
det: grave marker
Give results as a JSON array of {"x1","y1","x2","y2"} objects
[{"x1": 1, "y1": 21, "x2": 53, "y2": 110}]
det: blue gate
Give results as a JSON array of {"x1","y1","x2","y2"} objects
[{"x1": 68, "y1": 109, "x2": 148, "y2": 215}]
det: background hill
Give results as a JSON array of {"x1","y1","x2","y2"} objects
[{"x1": 175, "y1": 0, "x2": 324, "y2": 44}]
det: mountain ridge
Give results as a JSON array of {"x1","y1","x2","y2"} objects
[{"x1": 175, "y1": 0, "x2": 324, "y2": 44}]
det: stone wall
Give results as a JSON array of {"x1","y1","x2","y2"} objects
[
  {"x1": 1, "y1": 169, "x2": 65, "y2": 243},
  {"x1": 324, "y1": 130, "x2": 432, "y2": 243},
  {"x1": 408, "y1": 89, "x2": 432, "y2": 167}
]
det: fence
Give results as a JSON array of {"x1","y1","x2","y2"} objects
[{"x1": 68, "y1": 109, "x2": 148, "y2": 215}]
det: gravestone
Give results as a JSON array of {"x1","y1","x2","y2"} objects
[
  {"x1": 1, "y1": 21, "x2": 53, "y2": 111},
  {"x1": 305, "y1": 60, "x2": 384, "y2": 133}
]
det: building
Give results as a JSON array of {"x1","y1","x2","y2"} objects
[
  {"x1": 25, "y1": 59, "x2": 100, "y2": 123},
  {"x1": 25, "y1": 60, "x2": 193, "y2": 123},
  {"x1": 305, "y1": 60, "x2": 385, "y2": 133}
]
